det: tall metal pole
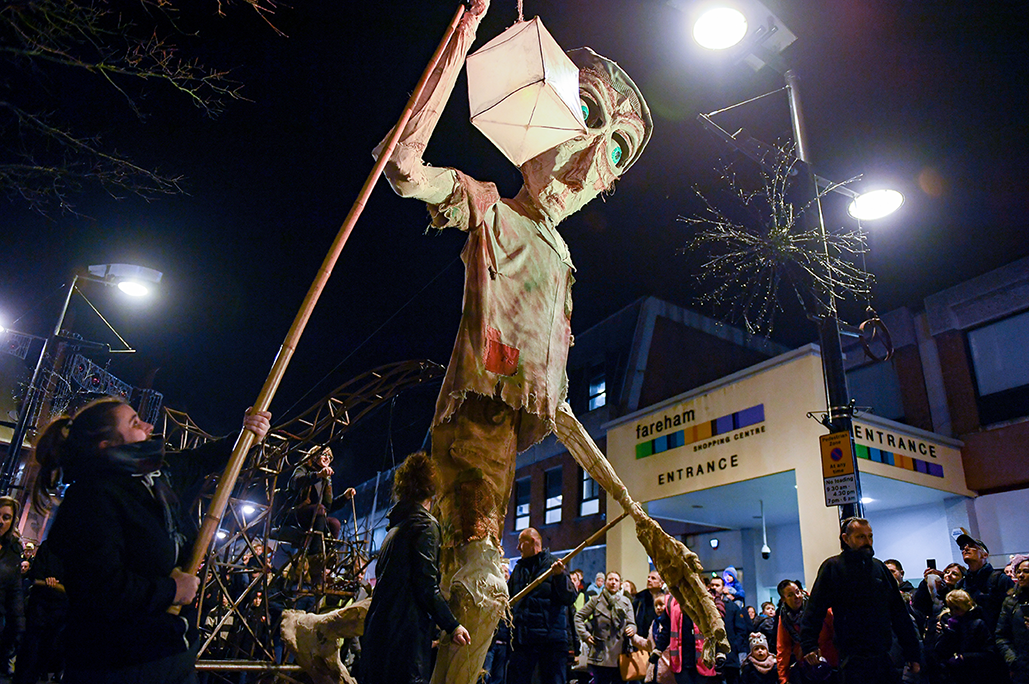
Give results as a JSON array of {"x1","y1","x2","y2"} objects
[
  {"x1": 0, "y1": 276, "x2": 79, "y2": 494},
  {"x1": 784, "y1": 70, "x2": 863, "y2": 521}
]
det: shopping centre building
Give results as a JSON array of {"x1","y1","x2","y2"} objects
[{"x1": 494, "y1": 255, "x2": 1029, "y2": 604}]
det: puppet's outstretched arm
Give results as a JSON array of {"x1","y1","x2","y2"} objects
[
  {"x1": 553, "y1": 402, "x2": 730, "y2": 665},
  {"x1": 375, "y1": 0, "x2": 489, "y2": 205}
]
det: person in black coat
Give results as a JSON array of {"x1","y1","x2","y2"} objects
[
  {"x1": 34, "y1": 397, "x2": 271, "y2": 684},
  {"x1": 710, "y1": 576, "x2": 749, "y2": 683},
  {"x1": 360, "y1": 451, "x2": 471, "y2": 684},
  {"x1": 751, "y1": 602, "x2": 777, "y2": 656},
  {"x1": 507, "y1": 527, "x2": 576, "y2": 684},
  {"x1": 953, "y1": 535, "x2": 1013, "y2": 632},
  {"x1": 996, "y1": 558, "x2": 1029, "y2": 684},
  {"x1": 286, "y1": 446, "x2": 355, "y2": 542},
  {"x1": 633, "y1": 570, "x2": 665, "y2": 642},
  {"x1": 0, "y1": 496, "x2": 24, "y2": 677},
  {"x1": 913, "y1": 562, "x2": 965, "y2": 684},
  {"x1": 932, "y1": 589, "x2": 994, "y2": 684},
  {"x1": 13, "y1": 539, "x2": 67, "y2": 684},
  {"x1": 800, "y1": 518, "x2": 920, "y2": 684}
]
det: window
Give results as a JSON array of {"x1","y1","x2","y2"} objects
[
  {"x1": 968, "y1": 310, "x2": 1029, "y2": 424},
  {"x1": 544, "y1": 468, "x2": 562, "y2": 524},
  {"x1": 588, "y1": 366, "x2": 607, "y2": 411},
  {"x1": 580, "y1": 468, "x2": 600, "y2": 516},
  {"x1": 847, "y1": 361, "x2": 904, "y2": 421},
  {"x1": 514, "y1": 478, "x2": 531, "y2": 531}
]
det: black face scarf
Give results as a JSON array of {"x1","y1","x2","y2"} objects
[
  {"x1": 68, "y1": 438, "x2": 185, "y2": 557},
  {"x1": 843, "y1": 544, "x2": 875, "y2": 562}
]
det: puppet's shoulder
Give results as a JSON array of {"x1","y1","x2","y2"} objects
[{"x1": 429, "y1": 169, "x2": 501, "y2": 231}]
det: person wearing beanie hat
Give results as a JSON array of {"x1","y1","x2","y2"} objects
[{"x1": 739, "y1": 633, "x2": 776, "y2": 684}]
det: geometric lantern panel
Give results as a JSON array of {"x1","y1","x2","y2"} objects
[{"x1": 467, "y1": 17, "x2": 586, "y2": 166}]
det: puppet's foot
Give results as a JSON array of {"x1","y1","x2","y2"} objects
[{"x1": 431, "y1": 539, "x2": 508, "y2": 684}]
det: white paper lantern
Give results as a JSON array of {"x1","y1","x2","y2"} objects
[{"x1": 466, "y1": 17, "x2": 586, "y2": 167}]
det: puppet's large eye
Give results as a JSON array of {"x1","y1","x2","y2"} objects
[
  {"x1": 580, "y1": 94, "x2": 603, "y2": 128},
  {"x1": 611, "y1": 132, "x2": 631, "y2": 168}
]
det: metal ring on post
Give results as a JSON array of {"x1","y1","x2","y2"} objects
[{"x1": 859, "y1": 311, "x2": 894, "y2": 362}]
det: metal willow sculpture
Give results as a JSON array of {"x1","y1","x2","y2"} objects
[
  {"x1": 158, "y1": 360, "x2": 444, "y2": 682},
  {"x1": 683, "y1": 147, "x2": 873, "y2": 337}
]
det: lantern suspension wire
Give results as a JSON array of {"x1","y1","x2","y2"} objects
[
  {"x1": 704, "y1": 86, "x2": 788, "y2": 118},
  {"x1": 171, "y1": 2, "x2": 471, "y2": 611}
]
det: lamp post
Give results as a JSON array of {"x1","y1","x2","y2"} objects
[
  {"x1": 688, "y1": 0, "x2": 904, "y2": 521},
  {"x1": 0, "y1": 264, "x2": 162, "y2": 494}
]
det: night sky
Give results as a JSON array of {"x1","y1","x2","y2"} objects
[{"x1": 2, "y1": 1, "x2": 1027, "y2": 485}]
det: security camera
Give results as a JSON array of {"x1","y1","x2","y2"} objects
[{"x1": 761, "y1": 544, "x2": 771, "y2": 560}]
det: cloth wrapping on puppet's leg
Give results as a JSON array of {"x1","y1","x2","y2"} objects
[
  {"x1": 553, "y1": 402, "x2": 728, "y2": 666},
  {"x1": 431, "y1": 539, "x2": 509, "y2": 684},
  {"x1": 430, "y1": 395, "x2": 519, "y2": 684}
]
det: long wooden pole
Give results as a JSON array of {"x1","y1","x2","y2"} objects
[
  {"x1": 509, "y1": 512, "x2": 628, "y2": 606},
  {"x1": 176, "y1": 3, "x2": 469, "y2": 599}
]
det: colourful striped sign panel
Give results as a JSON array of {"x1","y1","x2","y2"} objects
[
  {"x1": 636, "y1": 405, "x2": 764, "y2": 459},
  {"x1": 854, "y1": 443, "x2": 944, "y2": 478}
]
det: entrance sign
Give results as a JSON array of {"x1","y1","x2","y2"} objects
[{"x1": 820, "y1": 432, "x2": 858, "y2": 507}]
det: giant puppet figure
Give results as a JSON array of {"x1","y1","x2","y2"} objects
[{"x1": 376, "y1": 2, "x2": 723, "y2": 683}]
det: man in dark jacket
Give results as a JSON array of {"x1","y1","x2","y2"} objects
[
  {"x1": 954, "y1": 534, "x2": 1013, "y2": 630},
  {"x1": 710, "y1": 576, "x2": 748, "y2": 683},
  {"x1": 633, "y1": 570, "x2": 664, "y2": 640},
  {"x1": 954, "y1": 533, "x2": 1013, "y2": 683},
  {"x1": 800, "y1": 517, "x2": 921, "y2": 684},
  {"x1": 508, "y1": 528, "x2": 577, "y2": 684}
]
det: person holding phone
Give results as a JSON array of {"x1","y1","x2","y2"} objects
[{"x1": 913, "y1": 561, "x2": 967, "y2": 683}]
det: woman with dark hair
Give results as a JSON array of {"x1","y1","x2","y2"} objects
[
  {"x1": 914, "y1": 562, "x2": 965, "y2": 683},
  {"x1": 775, "y1": 579, "x2": 837, "y2": 683},
  {"x1": 360, "y1": 451, "x2": 470, "y2": 684},
  {"x1": 0, "y1": 496, "x2": 25, "y2": 677},
  {"x1": 34, "y1": 397, "x2": 270, "y2": 684},
  {"x1": 996, "y1": 558, "x2": 1029, "y2": 684}
]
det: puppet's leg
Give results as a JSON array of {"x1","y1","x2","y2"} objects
[
  {"x1": 553, "y1": 402, "x2": 729, "y2": 664},
  {"x1": 429, "y1": 395, "x2": 515, "y2": 684}
]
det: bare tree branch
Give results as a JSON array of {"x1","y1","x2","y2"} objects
[{"x1": 0, "y1": 0, "x2": 276, "y2": 213}]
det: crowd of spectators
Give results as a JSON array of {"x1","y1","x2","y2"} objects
[
  {"x1": 3, "y1": 420, "x2": 1028, "y2": 684},
  {"x1": 479, "y1": 519, "x2": 1029, "y2": 684}
]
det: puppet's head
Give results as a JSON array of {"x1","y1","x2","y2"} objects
[{"x1": 520, "y1": 47, "x2": 653, "y2": 223}]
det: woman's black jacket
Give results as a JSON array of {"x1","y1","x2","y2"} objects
[
  {"x1": 360, "y1": 501, "x2": 459, "y2": 684},
  {"x1": 46, "y1": 437, "x2": 231, "y2": 669}
]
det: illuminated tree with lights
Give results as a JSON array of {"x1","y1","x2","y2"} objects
[{"x1": 683, "y1": 145, "x2": 872, "y2": 337}]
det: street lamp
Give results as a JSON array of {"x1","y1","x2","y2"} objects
[
  {"x1": 689, "y1": 1, "x2": 903, "y2": 520},
  {"x1": 848, "y1": 189, "x2": 905, "y2": 221},
  {"x1": 0, "y1": 263, "x2": 162, "y2": 493}
]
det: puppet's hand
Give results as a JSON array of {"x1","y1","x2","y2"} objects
[{"x1": 466, "y1": 0, "x2": 489, "y2": 18}]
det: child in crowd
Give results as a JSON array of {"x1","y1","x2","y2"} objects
[
  {"x1": 933, "y1": 589, "x2": 995, "y2": 684},
  {"x1": 740, "y1": 633, "x2": 777, "y2": 684}
]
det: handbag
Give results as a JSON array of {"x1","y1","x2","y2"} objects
[
  {"x1": 573, "y1": 641, "x2": 589, "y2": 671},
  {"x1": 620, "y1": 637, "x2": 648, "y2": 681}
]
